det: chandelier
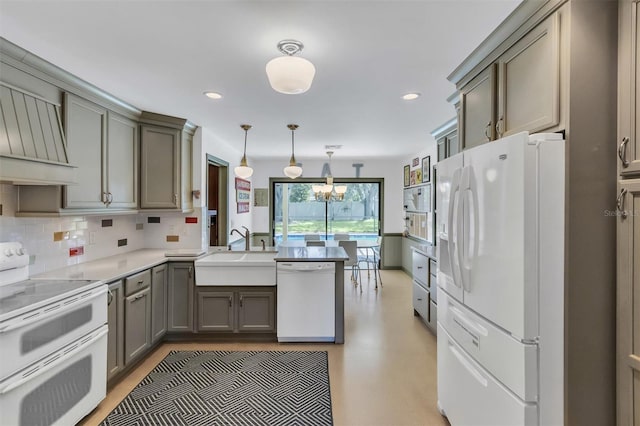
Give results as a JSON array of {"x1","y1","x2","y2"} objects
[
  {"x1": 266, "y1": 40, "x2": 316, "y2": 94},
  {"x1": 313, "y1": 151, "x2": 347, "y2": 201}
]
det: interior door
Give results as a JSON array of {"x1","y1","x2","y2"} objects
[
  {"x1": 461, "y1": 132, "x2": 537, "y2": 340},
  {"x1": 436, "y1": 152, "x2": 464, "y2": 303}
]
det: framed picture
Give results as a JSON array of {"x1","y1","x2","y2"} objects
[
  {"x1": 403, "y1": 165, "x2": 410, "y2": 187},
  {"x1": 412, "y1": 157, "x2": 419, "y2": 167},
  {"x1": 410, "y1": 170, "x2": 416, "y2": 186},
  {"x1": 235, "y1": 177, "x2": 251, "y2": 213},
  {"x1": 421, "y1": 156, "x2": 431, "y2": 183},
  {"x1": 416, "y1": 168, "x2": 422, "y2": 183}
]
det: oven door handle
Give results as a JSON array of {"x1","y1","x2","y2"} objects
[
  {"x1": 0, "y1": 286, "x2": 106, "y2": 334},
  {"x1": 0, "y1": 326, "x2": 108, "y2": 395}
]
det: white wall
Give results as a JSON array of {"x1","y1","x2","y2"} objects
[{"x1": 250, "y1": 156, "x2": 407, "y2": 234}]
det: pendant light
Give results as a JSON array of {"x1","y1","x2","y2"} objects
[
  {"x1": 313, "y1": 151, "x2": 347, "y2": 201},
  {"x1": 283, "y1": 124, "x2": 303, "y2": 179},
  {"x1": 234, "y1": 124, "x2": 253, "y2": 179},
  {"x1": 266, "y1": 40, "x2": 316, "y2": 94}
]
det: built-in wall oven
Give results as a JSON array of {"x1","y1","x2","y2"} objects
[{"x1": 0, "y1": 242, "x2": 107, "y2": 425}]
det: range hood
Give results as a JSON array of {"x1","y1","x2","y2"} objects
[{"x1": 0, "y1": 83, "x2": 76, "y2": 185}]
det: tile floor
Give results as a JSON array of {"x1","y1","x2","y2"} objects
[{"x1": 81, "y1": 270, "x2": 448, "y2": 426}]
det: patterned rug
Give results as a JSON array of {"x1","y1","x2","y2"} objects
[{"x1": 100, "y1": 350, "x2": 333, "y2": 426}]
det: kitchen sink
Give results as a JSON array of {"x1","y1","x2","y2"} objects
[{"x1": 194, "y1": 251, "x2": 277, "y2": 286}]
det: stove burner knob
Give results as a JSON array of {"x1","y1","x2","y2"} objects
[
  {"x1": 16, "y1": 248, "x2": 25, "y2": 256},
  {"x1": 4, "y1": 249, "x2": 14, "y2": 257}
]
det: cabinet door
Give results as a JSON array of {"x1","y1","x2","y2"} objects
[
  {"x1": 460, "y1": 64, "x2": 496, "y2": 150},
  {"x1": 167, "y1": 262, "x2": 194, "y2": 332},
  {"x1": 180, "y1": 130, "x2": 193, "y2": 211},
  {"x1": 107, "y1": 280, "x2": 124, "y2": 381},
  {"x1": 238, "y1": 290, "x2": 275, "y2": 332},
  {"x1": 619, "y1": 0, "x2": 640, "y2": 177},
  {"x1": 151, "y1": 264, "x2": 167, "y2": 343},
  {"x1": 617, "y1": 179, "x2": 640, "y2": 426},
  {"x1": 124, "y1": 287, "x2": 151, "y2": 365},
  {"x1": 63, "y1": 93, "x2": 106, "y2": 208},
  {"x1": 497, "y1": 13, "x2": 559, "y2": 137},
  {"x1": 107, "y1": 112, "x2": 137, "y2": 208},
  {"x1": 197, "y1": 291, "x2": 234, "y2": 331},
  {"x1": 437, "y1": 137, "x2": 447, "y2": 161},
  {"x1": 447, "y1": 132, "x2": 459, "y2": 157},
  {"x1": 140, "y1": 124, "x2": 180, "y2": 209},
  {"x1": 411, "y1": 251, "x2": 428, "y2": 286}
]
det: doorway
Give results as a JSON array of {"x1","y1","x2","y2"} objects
[{"x1": 206, "y1": 155, "x2": 228, "y2": 247}]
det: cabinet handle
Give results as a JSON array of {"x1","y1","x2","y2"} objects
[
  {"x1": 228, "y1": 296, "x2": 232, "y2": 307},
  {"x1": 484, "y1": 121, "x2": 492, "y2": 141},
  {"x1": 188, "y1": 266, "x2": 193, "y2": 278},
  {"x1": 173, "y1": 193, "x2": 178, "y2": 204},
  {"x1": 617, "y1": 188, "x2": 628, "y2": 219},
  {"x1": 108, "y1": 192, "x2": 113, "y2": 205},
  {"x1": 107, "y1": 289, "x2": 113, "y2": 306},
  {"x1": 417, "y1": 298, "x2": 423, "y2": 301},
  {"x1": 101, "y1": 191, "x2": 108, "y2": 205},
  {"x1": 417, "y1": 266, "x2": 423, "y2": 269},
  {"x1": 137, "y1": 280, "x2": 144, "y2": 285},
  {"x1": 240, "y1": 295, "x2": 243, "y2": 307},
  {"x1": 495, "y1": 116, "x2": 504, "y2": 138},
  {"x1": 619, "y1": 137, "x2": 630, "y2": 168}
]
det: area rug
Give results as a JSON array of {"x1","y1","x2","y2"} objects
[{"x1": 100, "y1": 350, "x2": 333, "y2": 426}]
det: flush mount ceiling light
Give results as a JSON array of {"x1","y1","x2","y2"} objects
[
  {"x1": 204, "y1": 91, "x2": 223, "y2": 99},
  {"x1": 402, "y1": 93, "x2": 421, "y2": 100},
  {"x1": 234, "y1": 124, "x2": 253, "y2": 179},
  {"x1": 266, "y1": 40, "x2": 316, "y2": 94},
  {"x1": 283, "y1": 124, "x2": 303, "y2": 179}
]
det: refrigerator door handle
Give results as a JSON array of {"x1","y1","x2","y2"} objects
[
  {"x1": 448, "y1": 341, "x2": 488, "y2": 387},
  {"x1": 460, "y1": 166, "x2": 478, "y2": 293},
  {"x1": 448, "y1": 168, "x2": 463, "y2": 289}
]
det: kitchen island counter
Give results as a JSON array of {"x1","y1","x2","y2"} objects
[{"x1": 274, "y1": 246, "x2": 348, "y2": 262}]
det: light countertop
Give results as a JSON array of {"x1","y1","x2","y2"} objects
[{"x1": 274, "y1": 247, "x2": 349, "y2": 262}]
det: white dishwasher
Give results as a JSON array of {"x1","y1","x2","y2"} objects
[{"x1": 277, "y1": 262, "x2": 335, "y2": 342}]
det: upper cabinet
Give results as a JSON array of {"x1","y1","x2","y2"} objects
[
  {"x1": 64, "y1": 93, "x2": 138, "y2": 210},
  {"x1": 457, "y1": 12, "x2": 561, "y2": 150},
  {"x1": 432, "y1": 117, "x2": 459, "y2": 162},
  {"x1": 618, "y1": 0, "x2": 640, "y2": 177},
  {"x1": 139, "y1": 112, "x2": 194, "y2": 212}
]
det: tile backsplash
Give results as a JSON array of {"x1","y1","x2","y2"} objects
[{"x1": 0, "y1": 185, "x2": 206, "y2": 275}]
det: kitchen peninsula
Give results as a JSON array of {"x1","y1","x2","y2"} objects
[{"x1": 274, "y1": 246, "x2": 348, "y2": 344}]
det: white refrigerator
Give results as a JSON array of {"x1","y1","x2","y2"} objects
[{"x1": 436, "y1": 132, "x2": 565, "y2": 426}]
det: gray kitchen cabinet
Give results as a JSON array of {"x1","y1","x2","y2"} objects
[
  {"x1": 433, "y1": 118, "x2": 458, "y2": 162},
  {"x1": 107, "y1": 280, "x2": 124, "y2": 381},
  {"x1": 139, "y1": 112, "x2": 195, "y2": 212},
  {"x1": 124, "y1": 286, "x2": 151, "y2": 365},
  {"x1": 196, "y1": 287, "x2": 276, "y2": 333},
  {"x1": 167, "y1": 262, "x2": 194, "y2": 332},
  {"x1": 151, "y1": 264, "x2": 167, "y2": 343},
  {"x1": 63, "y1": 93, "x2": 107, "y2": 209},
  {"x1": 460, "y1": 64, "x2": 496, "y2": 150},
  {"x1": 496, "y1": 14, "x2": 559, "y2": 138},
  {"x1": 106, "y1": 112, "x2": 138, "y2": 208},
  {"x1": 411, "y1": 248, "x2": 436, "y2": 334},
  {"x1": 197, "y1": 290, "x2": 234, "y2": 331},
  {"x1": 238, "y1": 291, "x2": 275, "y2": 332},
  {"x1": 618, "y1": 0, "x2": 640, "y2": 178},
  {"x1": 458, "y1": 12, "x2": 560, "y2": 150},
  {"x1": 617, "y1": 178, "x2": 640, "y2": 425}
]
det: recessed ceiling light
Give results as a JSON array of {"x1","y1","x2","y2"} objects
[
  {"x1": 204, "y1": 91, "x2": 223, "y2": 99},
  {"x1": 402, "y1": 93, "x2": 420, "y2": 100}
]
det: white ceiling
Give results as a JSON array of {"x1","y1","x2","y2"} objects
[{"x1": 0, "y1": 0, "x2": 520, "y2": 160}]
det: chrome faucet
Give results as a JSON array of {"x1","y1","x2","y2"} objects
[{"x1": 230, "y1": 226, "x2": 250, "y2": 251}]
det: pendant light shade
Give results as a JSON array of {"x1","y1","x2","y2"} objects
[
  {"x1": 234, "y1": 124, "x2": 253, "y2": 179},
  {"x1": 266, "y1": 40, "x2": 316, "y2": 95},
  {"x1": 283, "y1": 124, "x2": 302, "y2": 179}
]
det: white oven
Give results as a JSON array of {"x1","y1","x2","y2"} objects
[{"x1": 0, "y1": 242, "x2": 107, "y2": 426}]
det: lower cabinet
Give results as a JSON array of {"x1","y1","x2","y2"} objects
[
  {"x1": 124, "y1": 286, "x2": 151, "y2": 365},
  {"x1": 107, "y1": 280, "x2": 124, "y2": 381},
  {"x1": 168, "y1": 262, "x2": 194, "y2": 332},
  {"x1": 151, "y1": 264, "x2": 167, "y2": 342},
  {"x1": 196, "y1": 287, "x2": 275, "y2": 333}
]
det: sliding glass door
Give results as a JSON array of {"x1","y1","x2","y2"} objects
[{"x1": 271, "y1": 180, "x2": 381, "y2": 244}]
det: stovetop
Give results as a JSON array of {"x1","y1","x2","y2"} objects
[{"x1": 0, "y1": 279, "x2": 103, "y2": 321}]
